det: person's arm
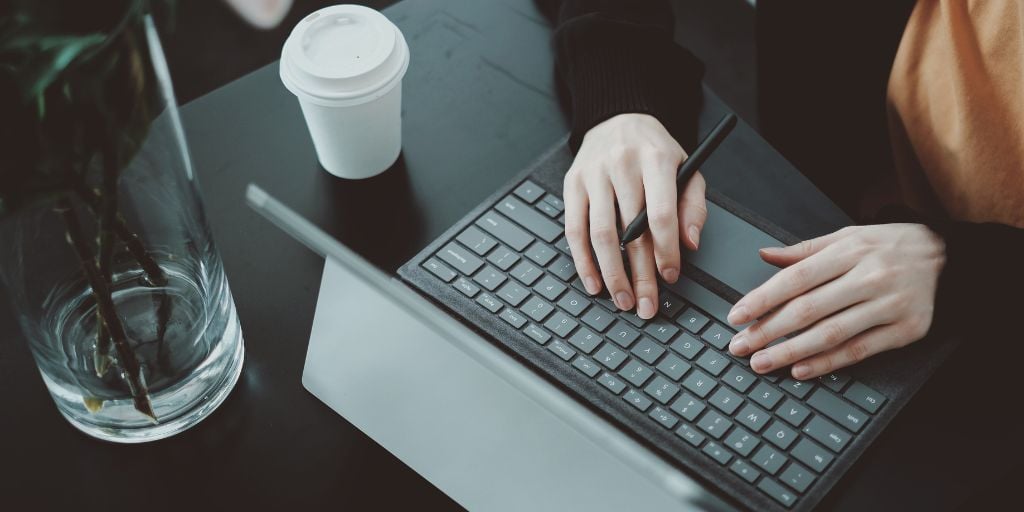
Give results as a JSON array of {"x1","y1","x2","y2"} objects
[
  {"x1": 542, "y1": 0, "x2": 705, "y2": 152},
  {"x1": 539, "y1": 0, "x2": 707, "y2": 319}
]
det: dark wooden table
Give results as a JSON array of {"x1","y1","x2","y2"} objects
[{"x1": 0, "y1": 0, "x2": 1004, "y2": 510}]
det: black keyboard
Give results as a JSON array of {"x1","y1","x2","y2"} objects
[{"x1": 411, "y1": 179, "x2": 888, "y2": 510}]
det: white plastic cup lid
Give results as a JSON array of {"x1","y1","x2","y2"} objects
[{"x1": 280, "y1": 4, "x2": 409, "y2": 107}]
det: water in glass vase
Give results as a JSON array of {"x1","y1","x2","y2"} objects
[{"x1": 34, "y1": 255, "x2": 244, "y2": 443}]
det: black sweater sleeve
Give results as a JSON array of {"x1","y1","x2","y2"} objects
[{"x1": 537, "y1": 0, "x2": 705, "y2": 152}]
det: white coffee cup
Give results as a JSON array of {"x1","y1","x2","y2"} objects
[{"x1": 280, "y1": 5, "x2": 410, "y2": 179}]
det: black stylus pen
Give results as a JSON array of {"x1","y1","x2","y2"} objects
[{"x1": 619, "y1": 113, "x2": 738, "y2": 249}]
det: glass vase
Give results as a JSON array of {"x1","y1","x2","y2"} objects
[{"x1": 0, "y1": 14, "x2": 244, "y2": 443}]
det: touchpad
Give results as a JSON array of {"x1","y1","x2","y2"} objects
[{"x1": 683, "y1": 202, "x2": 786, "y2": 295}]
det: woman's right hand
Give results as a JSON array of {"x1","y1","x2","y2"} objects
[{"x1": 563, "y1": 113, "x2": 708, "y2": 319}]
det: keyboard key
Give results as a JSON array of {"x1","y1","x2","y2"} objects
[
  {"x1": 807, "y1": 388, "x2": 867, "y2": 432},
  {"x1": 675, "y1": 423, "x2": 706, "y2": 447},
  {"x1": 423, "y1": 257, "x2": 457, "y2": 282},
  {"x1": 499, "y1": 308, "x2": 527, "y2": 329},
  {"x1": 557, "y1": 290, "x2": 589, "y2": 317},
  {"x1": 709, "y1": 386, "x2": 744, "y2": 415},
  {"x1": 497, "y1": 281, "x2": 530, "y2": 306},
  {"x1": 670, "y1": 392, "x2": 705, "y2": 421},
  {"x1": 722, "y1": 365, "x2": 756, "y2": 392},
  {"x1": 819, "y1": 372, "x2": 851, "y2": 392},
  {"x1": 543, "y1": 311, "x2": 578, "y2": 337},
  {"x1": 475, "y1": 293, "x2": 502, "y2": 313},
  {"x1": 453, "y1": 276, "x2": 480, "y2": 297},
  {"x1": 731, "y1": 460, "x2": 761, "y2": 484},
  {"x1": 456, "y1": 226, "x2": 498, "y2": 255},
  {"x1": 655, "y1": 353, "x2": 691, "y2": 381},
  {"x1": 486, "y1": 245, "x2": 520, "y2": 271},
  {"x1": 780, "y1": 378, "x2": 815, "y2": 399},
  {"x1": 764, "y1": 420, "x2": 798, "y2": 450},
  {"x1": 607, "y1": 321, "x2": 642, "y2": 348},
  {"x1": 567, "y1": 328, "x2": 601, "y2": 354},
  {"x1": 597, "y1": 372, "x2": 627, "y2": 394},
  {"x1": 525, "y1": 242, "x2": 557, "y2": 266},
  {"x1": 572, "y1": 356, "x2": 601, "y2": 377},
  {"x1": 623, "y1": 389, "x2": 653, "y2": 411},
  {"x1": 701, "y1": 323, "x2": 733, "y2": 350},
  {"x1": 472, "y1": 265, "x2": 506, "y2": 291},
  {"x1": 658, "y1": 292, "x2": 687, "y2": 318},
  {"x1": 621, "y1": 311, "x2": 648, "y2": 328},
  {"x1": 676, "y1": 307, "x2": 710, "y2": 333},
  {"x1": 513, "y1": 180, "x2": 545, "y2": 203},
  {"x1": 702, "y1": 441, "x2": 733, "y2": 465},
  {"x1": 757, "y1": 478, "x2": 797, "y2": 508},
  {"x1": 778, "y1": 398, "x2": 812, "y2": 427},
  {"x1": 752, "y1": 445, "x2": 788, "y2": 475},
  {"x1": 533, "y1": 275, "x2": 567, "y2": 301},
  {"x1": 580, "y1": 306, "x2": 615, "y2": 332},
  {"x1": 523, "y1": 324, "x2": 551, "y2": 345},
  {"x1": 696, "y1": 350, "x2": 731, "y2": 376},
  {"x1": 509, "y1": 260, "x2": 541, "y2": 285},
  {"x1": 724, "y1": 426, "x2": 760, "y2": 457},
  {"x1": 802, "y1": 416, "x2": 850, "y2": 453},
  {"x1": 554, "y1": 236, "x2": 571, "y2": 254},
  {"x1": 791, "y1": 438, "x2": 834, "y2": 473},
  {"x1": 476, "y1": 211, "x2": 533, "y2": 251},
  {"x1": 536, "y1": 201, "x2": 561, "y2": 218},
  {"x1": 496, "y1": 195, "x2": 562, "y2": 243},
  {"x1": 521, "y1": 296, "x2": 555, "y2": 322},
  {"x1": 643, "y1": 376, "x2": 680, "y2": 405},
  {"x1": 697, "y1": 410, "x2": 733, "y2": 439},
  {"x1": 682, "y1": 368, "x2": 717, "y2": 398},
  {"x1": 437, "y1": 242, "x2": 484, "y2": 275},
  {"x1": 844, "y1": 381, "x2": 887, "y2": 414},
  {"x1": 547, "y1": 340, "x2": 576, "y2": 361},
  {"x1": 547, "y1": 255, "x2": 577, "y2": 281},
  {"x1": 736, "y1": 403, "x2": 771, "y2": 432},
  {"x1": 643, "y1": 318, "x2": 680, "y2": 343},
  {"x1": 542, "y1": 195, "x2": 565, "y2": 212},
  {"x1": 630, "y1": 337, "x2": 666, "y2": 365},
  {"x1": 780, "y1": 462, "x2": 815, "y2": 493},
  {"x1": 669, "y1": 334, "x2": 705, "y2": 360},
  {"x1": 749, "y1": 381, "x2": 785, "y2": 410},
  {"x1": 619, "y1": 360, "x2": 655, "y2": 387},
  {"x1": 649, "y1": 406, "x2": 679, "y2": 429},
  {"x1": 594, "y1": 344, "x2": 628, "y2": 370}
]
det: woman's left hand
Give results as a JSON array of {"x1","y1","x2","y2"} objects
[{"x1": 727, "y1": 224, "x2": 946, "y2": 380}]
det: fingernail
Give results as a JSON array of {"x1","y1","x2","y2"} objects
[
  {"x1": 688, "y1": 225, "x2": 700, "y2": 248},
  {"x1": 662, "y1": 267, "x2": 679, "y2": 283},
  {"x1": 751, "y1": 352, "x2": 772, "y2": 372},
  {"x1": 728, "y1": 305, "x2": 748, "y2": 325},
  {"x1": 792, "y1": 364, "x2": 811, "y2": 380},
  {"x1": 760, "y1": 247, "x2": 783, "y2": 255},
  {"x1": 583, "y1": 276, "x2": 599, "y2": 295},
  {"x1": 730, "y1": 333, "x2": 747, "y2": 355},
  {"x1": 638, "y1": 297, "x2": 655, "y2": 319},
  {"x1": 614, "y1": 291, "x2": 634, "y2": 311}
]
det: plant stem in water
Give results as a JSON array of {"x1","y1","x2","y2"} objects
[{"x1": 57, "y1": 196, "x2": 156, "y2": 421}]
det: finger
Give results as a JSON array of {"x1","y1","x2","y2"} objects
[
  {"x1": 747, "y1": 299, "x2": 893, "y2": 375},
  {"x1": 787, "y1": 323, "x2": 904, "y2": 379},
  {"x1": 588, "y1": 177, "x2": 634, "y2": 310},
  {"x1": 612, "y1": 173, "x2": 659, "y2": 319},
  {"x1": 563, "y1": 173, "x2": 602, "y2": 295},
  {"x1": 758, "y1": 227, "x2": 854, "y2": 268},
  {"x1": 640, "y1": 153, "x2": 681, "y2": 283},
  {"x1": 677, "y1": 171, "x2": 707, "y2": 251},
  {"x1": 730, "y1": 271, "x2": 871, "y2": 356},
  {"x1": 728, "y1": 238, "x2": 858, "y2": 325}
]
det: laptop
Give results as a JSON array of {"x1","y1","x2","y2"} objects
[{"x1": 249, "y1": 137, "x2": 957, "y2": 511}]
